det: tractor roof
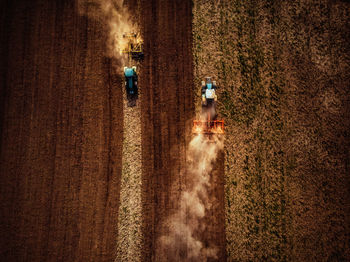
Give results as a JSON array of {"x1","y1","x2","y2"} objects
[{"x1": 124, "y1": 67, "x2": 136, "y2": 77}]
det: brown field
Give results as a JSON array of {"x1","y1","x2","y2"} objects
[
  {"x1": 1, "y1": 0, "x2": 349, "y2": 261},
  {"x1": 193, "y1": 0, "x2": 350, "y2": 261}
]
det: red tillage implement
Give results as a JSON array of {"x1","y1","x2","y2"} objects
[{"x1": 192, "y1": 113, "x2": 224, "y2": 135}]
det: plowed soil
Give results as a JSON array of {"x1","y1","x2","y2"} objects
[
  {"x1": 2, "y1": 0, "x2": 350, "y2": 261},
  {"x1": 139, "y1": 0, "x2": 225, "y2": 260},
  {"x1": 0, "y1": 1, "x2": 123, "y2": 261},
  {"x1": 0, "y1": 0, "x2": 226, "y2": 261}
]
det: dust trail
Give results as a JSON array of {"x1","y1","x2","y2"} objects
[
  {"x1": 77, "y1": 0, "x2": 140, "y2": 65},
  {"x1": 158, "y1": 132, "x2": 224, "y2": 261}
]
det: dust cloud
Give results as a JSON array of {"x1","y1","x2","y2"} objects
[
  {"x1": 158, "y1": 133, "x2": 224, "y2": 261},
  {"x1": 77, "y1": 0, "x2": 140, "y2": 65}
]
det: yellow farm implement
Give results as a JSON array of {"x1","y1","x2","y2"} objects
[{"x1": 122, "y1": 33, "x2": 144, "y2": 60}]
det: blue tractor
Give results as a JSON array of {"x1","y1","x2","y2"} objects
[
  {"x1": 124, "y1": 66, "x2": 138, "y2": 99},
  {"x1": 193, "y1": 77, "x2": 224, "y2": 136},
  {"x1": 201, "y1": 77, "x2": 218, "y2": 120}
]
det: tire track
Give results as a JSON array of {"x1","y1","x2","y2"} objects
[{"x1": 116, "y1": 84, "x2": 143, "y2": 262}]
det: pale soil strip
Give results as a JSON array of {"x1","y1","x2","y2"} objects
[{"x1": 116, "y1": 86, "x2": 142, "y2": 262}]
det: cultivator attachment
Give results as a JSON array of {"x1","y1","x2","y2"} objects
[
  {"x1": 122, "y1": 33, "x2": 144, "y2": 60},
  {"x1": 192, "y1": 114, "x2": 224, "y2": 135}
]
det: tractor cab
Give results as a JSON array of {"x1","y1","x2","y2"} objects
[
  {"x1": 202, "y1": 77, "x2": 218, "y2": 103},
  {"x1": 124, "y1": 66, "x2": 138, "y2": 97},
  {"x1": 204, "y1": 77, "x2": 213, "y2": 88}
]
